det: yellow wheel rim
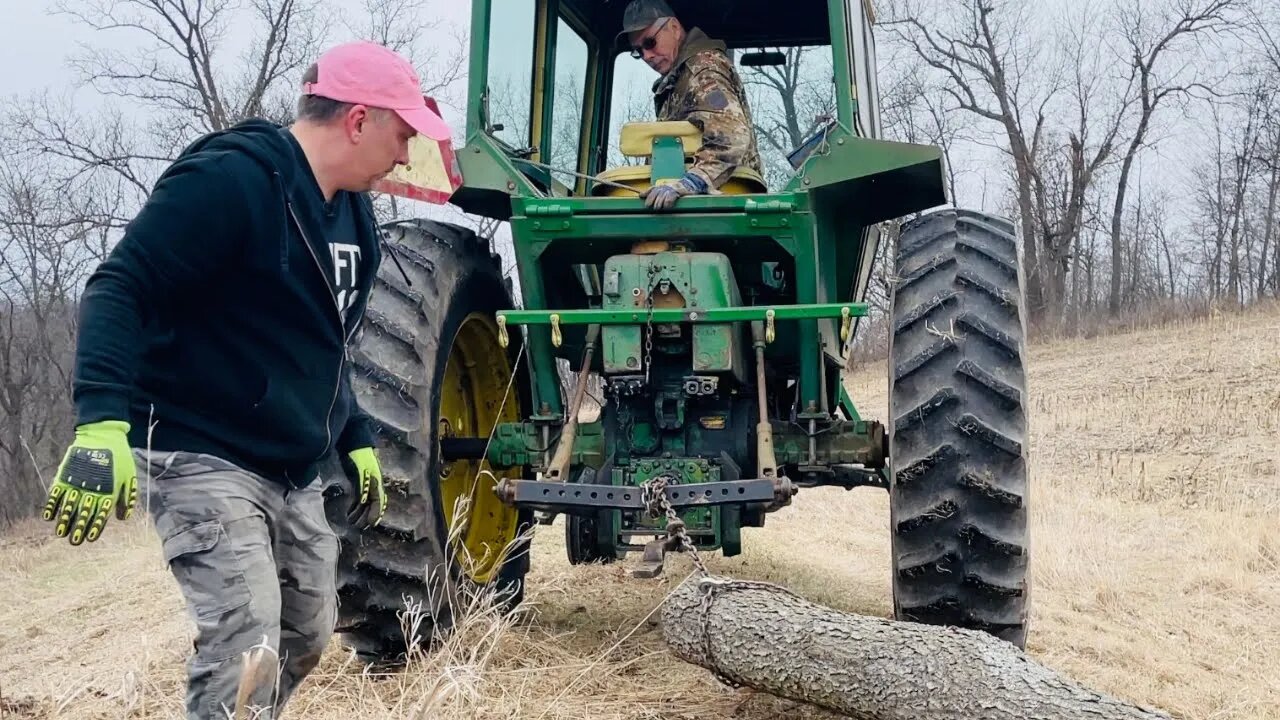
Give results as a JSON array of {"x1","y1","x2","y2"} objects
[{"x1": 437, "y1": 312, "x2": 523, "y2": 584}]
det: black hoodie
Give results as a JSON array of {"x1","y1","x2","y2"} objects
[{"x1": 73, "y1": 118, "x2": 380, "y2": 487}]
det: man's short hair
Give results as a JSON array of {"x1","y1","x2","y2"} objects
[{"x1": 296, "y1": 63, "x2": 352, "y2": 122}]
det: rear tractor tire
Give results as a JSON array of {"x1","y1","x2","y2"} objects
[
  {"x1": 887, "y1": 208, "x2": 1031, "y2": 648},
  {"x1": 323, "y1": 219, "x2": 533, "y2": 664},
  {"x1": 565, "y1": 511, "x2": 617, "y2": 565}
]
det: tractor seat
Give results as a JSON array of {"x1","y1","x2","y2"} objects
[{"x1": 592, "y1": 121, "x2": 767, "y2": 198}]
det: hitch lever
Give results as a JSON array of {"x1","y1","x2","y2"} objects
[{"x1": 632, "y1": 518, "x2": 688, "y2": 579}]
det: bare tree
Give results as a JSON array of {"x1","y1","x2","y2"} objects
[
  {"x1": 7, "y1": 0, "x2": 327, "y2": 234},
  {"x1": 1252, "y1": 1, "x2": 1280, "y2": 75},
  {"x1": 1026, "y1": 6, "x2": 1134, "y2": 324},
  {"x1": 1250, "y1": 8, "x2": 1280, "y2": 296},
  {"x1": 1258, "y1": 103, "x2": 1280, "y2": 297},
  {"x1": 13, "y1": 97, "x2": 168, "y2": 225},
  {"x1": 1106, "y1": 0, "x2": 1241, "y2": 314},
  {"x1": 19, "y1": 0, "x2": 468, "y2": 227},
  {"x1": 0, "y1": 150, "x2": 123, "y2": 528},
  {"x1": 57, "y1": 0, "x2": 328, "y2": 132},
  {"x1": 843, "y1": 36, "x2": 990, "y2": 360},
  {"x1": 1117, "y1": 180, "x2": 1181, "y2": 305},
  {"x1": 346, "y1": 0, "x2": 468, "y2": 110},
  {"x1": 884, "y1": 0, "x2": 1064, "y2": 320},
  {"x1": 1222, "y1": 89, "x2": 1265, "y2": 304},
  {"x1": 878, "y1": 42, "x2": 976, "y2": 202},
  {"x1": 550, "y1": 70, "x2": 587, "y2": 177},
  {"x1": 1192, "y1": 82, "x2": 1268, "y2": 304}
]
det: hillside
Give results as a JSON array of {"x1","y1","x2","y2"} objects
[{"x1": 2, "y1": 305, "x2": 1279, "y2": 719}]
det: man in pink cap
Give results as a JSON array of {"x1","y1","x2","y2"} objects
[{"x1": 41, "y1": 41, "x2": 447, "y2": 718}]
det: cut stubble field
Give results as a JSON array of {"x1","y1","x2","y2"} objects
[{"x1": 2, "y1": 305, "x2": 1279, "y2": 719}]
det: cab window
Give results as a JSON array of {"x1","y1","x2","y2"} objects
[
  {"x1": 486, "y1": 0, "x2": 537, "y2": 151},
  {"x1": 602, "y1": 45, "x2": 836, "y2": 187},
  {"x1": 739, "y1": 46, "x2": 837, "y2": 186},
  {"x1": 606, "y1": 52, "x2": 657, "y2": 168},
  {"x1": 549, "y1": 18, "x2": 590, "y2": 174}
]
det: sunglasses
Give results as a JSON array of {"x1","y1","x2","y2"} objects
[{"x1": 630, "y1": 17, "x2": 670, "y2": 58}]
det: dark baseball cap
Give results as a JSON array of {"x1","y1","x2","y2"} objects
[{"x1": 617, "y1": 0, "x2": 675, "y2": 43}]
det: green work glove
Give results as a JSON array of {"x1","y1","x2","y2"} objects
[
  {"x1": 346, "y1": 447, "x2": 387, "y2": 528},
  {"x1": 42, "y1": 420, "x2": 138, "y2": 545}
]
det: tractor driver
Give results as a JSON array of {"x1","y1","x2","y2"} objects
[{"x1": 619, "y1": 0, "x2": 764, "y2": 211}]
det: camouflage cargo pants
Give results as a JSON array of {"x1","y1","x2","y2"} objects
[{"x1": 136, "y1": 449, "x2": 338, "y2": 720}]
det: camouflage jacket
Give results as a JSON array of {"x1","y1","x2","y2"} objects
[{"x1": 653, "y1": 28, "x2": 763, "y2": 190}]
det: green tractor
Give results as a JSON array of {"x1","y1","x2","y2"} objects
[{"x1": 323, "y1": 0, "x2": 1031, "y2": 662}]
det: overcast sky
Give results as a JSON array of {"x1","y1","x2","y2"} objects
[
  {"x1": 1, "y1": 2, "x2": 96, "y2": 97},
  {"x1": 1, "y1": 1, "x2": 476, "y2": 108},
  {"x1": 0, "y1": 0, "x2": 1236, "y2": 224}
]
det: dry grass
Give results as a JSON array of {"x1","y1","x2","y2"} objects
[{"x1": 4, "y1": 305, "x2": 1280, "y2": 719}]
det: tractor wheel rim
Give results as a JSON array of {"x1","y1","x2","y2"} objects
[{"x1": 437, "y1": 312, "x2": 522, "y2": 585}]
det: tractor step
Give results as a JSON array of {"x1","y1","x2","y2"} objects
[{"x1": 493, "y1": 477, "x2": 792, "y2": 514}]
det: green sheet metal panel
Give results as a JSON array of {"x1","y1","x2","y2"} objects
[{"x1": 598, "y1": 251, "x2": 745, "y2": 379}]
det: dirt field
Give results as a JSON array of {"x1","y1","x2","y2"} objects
[{"x1": 3, "y1": 305, "x2": 1279, "y2": 719}]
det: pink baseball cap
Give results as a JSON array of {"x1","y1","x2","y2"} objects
[{"x1": 302, "y1": 41, "x2": 452, "y2": 141}]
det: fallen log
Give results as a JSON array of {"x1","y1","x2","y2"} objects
[{"x1": 661, "y1": 574, "x2": 1174, "y2": 720}]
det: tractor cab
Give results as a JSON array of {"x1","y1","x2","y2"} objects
[
  {"x1": 442, "y1": 0, "x2": 947, "y2": 432},
  {"x1": 452, "y1": 0, "x2": 888, "y2": 214}
]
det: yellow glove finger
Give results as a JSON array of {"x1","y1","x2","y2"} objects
[
  {"x1": 373, "y1": 478, "x2": 387, "y2": 526},
  {"x1": 86, "y1": 494, "x2": 113, "y2": 543},
  {"x1": 55, "y1": 487, "x2": 81, "y2": 539},
  {"x1": 116, "y1": 476, "x2": 137, "y2": 521},
  {"x1": 359, "y1": 469, "x2": 371, "y2": 506},
  {"x1": 69, "y1": 492, "x2": 99, "y2": 546},
  {"x1": 42, "y1": 484, "x2": 67, "y2": 523}
]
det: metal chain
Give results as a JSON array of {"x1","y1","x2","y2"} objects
[
  {"x1": 641, "y1": 473, "x2": 708, "y2": 577},
  {"x1": 643, "y1": 264, "x2": 656, "y2": 384},
  {"x1": 640, "y1": 473, "x2": 731, "y2": 686},
  {"x1": 634, "y1": 262, "x2": 798, "y2": 690},
  {"x1": 640, "y1": 472, "x2": 800, "y2": 689}
]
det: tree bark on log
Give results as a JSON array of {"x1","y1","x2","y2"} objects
[{"x1": 661, "y1": 575, "x2": 1174, "y2": 720}]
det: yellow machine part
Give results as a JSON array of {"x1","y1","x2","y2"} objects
[
  {"x1": 618, "y1": 120, "x2": 705, "y2": 157},
  {"x1": 437, "y1": 313, "x2": 523, "y2": 585},
  {"x1": 592, "y1": 164, "x2": 767, "y2": 197},
  {"x1": 592, "y1": 120, "x2": 768, "y2": 197}
]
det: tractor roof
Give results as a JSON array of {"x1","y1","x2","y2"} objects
[{"x1": 568, "y1": 0, "x2": 833, "y2": 52}]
